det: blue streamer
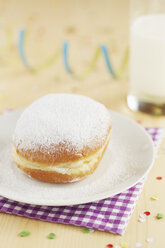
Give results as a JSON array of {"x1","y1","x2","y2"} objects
[
  {"x1": 62, "y1": 41, "x2": 72, "y2": 73},
  {"x1": 19, "y1": 29, "x2": 30, "y2": 68},
  {"x1": 100, "y1": 44, "x2": 116, "y2": 78}
]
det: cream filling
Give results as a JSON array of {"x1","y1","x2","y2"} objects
[{"x1": 12, "y1": 132, "x2": 111, "y2": 175}]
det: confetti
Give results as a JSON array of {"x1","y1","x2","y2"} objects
[
  {"x1": 107, "y1": 244, "x2": 113, "y2": 248},
  {"x1": 65, "y1": 26, "x2": 76, "y2": 34},
  {"x1": 114, "y1": 246, "x2": 121, "y2": 248},
  {"x1": 138, "y1": 213, "x2": 146, "y2": 223},
  {"x1": 151, "y1": 195, "x2": 159, "y2": 200},
  {"x1": 146, "y1": 237, "x2": 153, "y2": 243},
  {"x1": 89, "y1": 228, "x2": 95, "y2": 233},
  {"x1": 144, "y1": 211, "x2": 150, "y2": 216},
  {"x1": 47, "y1": 233, "x2": 56, "y2": 239},
  {"x1": 135, "y1": 243, "x2": 142, "y2": 247},
  {"x1": 139, "y1": 214, "x2": 146, "y2": 218},
  {"x1": 156, "y1": 176, "x2": 163, "y2": 180},
  {"x1": 82, "y1": 228, "x2": 91, "y2": 233},
  {"x1": 156, "y1": 213, "x2": 163, "y2": 219},
  {"x1": 19, "y1": 230, "x2": 30, "y2": 237},
  {"x1": 120, "y1": 242, "x2": 128, "y2": 248},
  {"x1": 138, "y1": 218, "x2": 145, "y2": 223},
  {"x1": 3, "y1": 108, "x2": 14, "y2": 114}
]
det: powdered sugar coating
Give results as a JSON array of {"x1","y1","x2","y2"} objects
[{"x1": 13, "y1": 94, "x2": 111, "y2": 158}]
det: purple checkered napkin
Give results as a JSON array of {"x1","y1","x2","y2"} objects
[{"x1": 0, "y1": 128, "x2": 163, "y2": 235}]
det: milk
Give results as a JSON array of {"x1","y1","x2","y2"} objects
[{"x1": 130, "y1": 14, "x2": 165, "y2": 101}]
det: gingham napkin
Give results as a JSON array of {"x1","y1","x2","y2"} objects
[{"x1": 0, "y1": 128, "x2": 163, "y2": 235}]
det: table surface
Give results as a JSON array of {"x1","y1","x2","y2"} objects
[{"x1": 0, "y1": 0, "x2": 164, "y2": 247}]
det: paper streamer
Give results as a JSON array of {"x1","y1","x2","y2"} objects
[
  {"x1": 116, "y1": 46, "x2": 129, "y2": 79},
  {"x1": 100, "y1": 44, "x2": 116, "y2": 78},
  {"x1": 62, "y1": 41, "x2": 72, "y2": 73},
  {"x1": 18, "y1": 28, "x2": 128, "y2": 79},
  {"x1": 19, "y1": 29, "x2": 30, "y2": 68},
  {"x1": 32, "y1": 48, "x2": 62, "y2": 74},
  {"x1": 19, "y1": 29, "x2": 61, "y2": 73},
  {"x1": 0, "y1": 28, "x2": 14, "y2": 61},
  {"x1": 79, "y1": 47, "x2": 101, "y2": 79},
  {"x1": 5, "y1": 27, "x2": 13, "y2": 47}
]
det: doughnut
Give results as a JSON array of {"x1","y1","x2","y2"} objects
[{"x1": 12, "y1": 94, "x2": 112, "y2": 183}]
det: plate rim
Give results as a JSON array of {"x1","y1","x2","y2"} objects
[{"x1": 0, "y1": 109, "x2": 155, "y2": 206}]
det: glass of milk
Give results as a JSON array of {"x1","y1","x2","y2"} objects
[{"x1": 127, "y1": 0, "x2": 165, "y2": 115}]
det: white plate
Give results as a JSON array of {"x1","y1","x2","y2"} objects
[{"x1": 0, "y1": 109, "x2": 154, "y2": 206}]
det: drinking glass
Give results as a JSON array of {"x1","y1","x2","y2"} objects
[{"x1": 127, "y1": 0, "x2": 165, "y2": 115}]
